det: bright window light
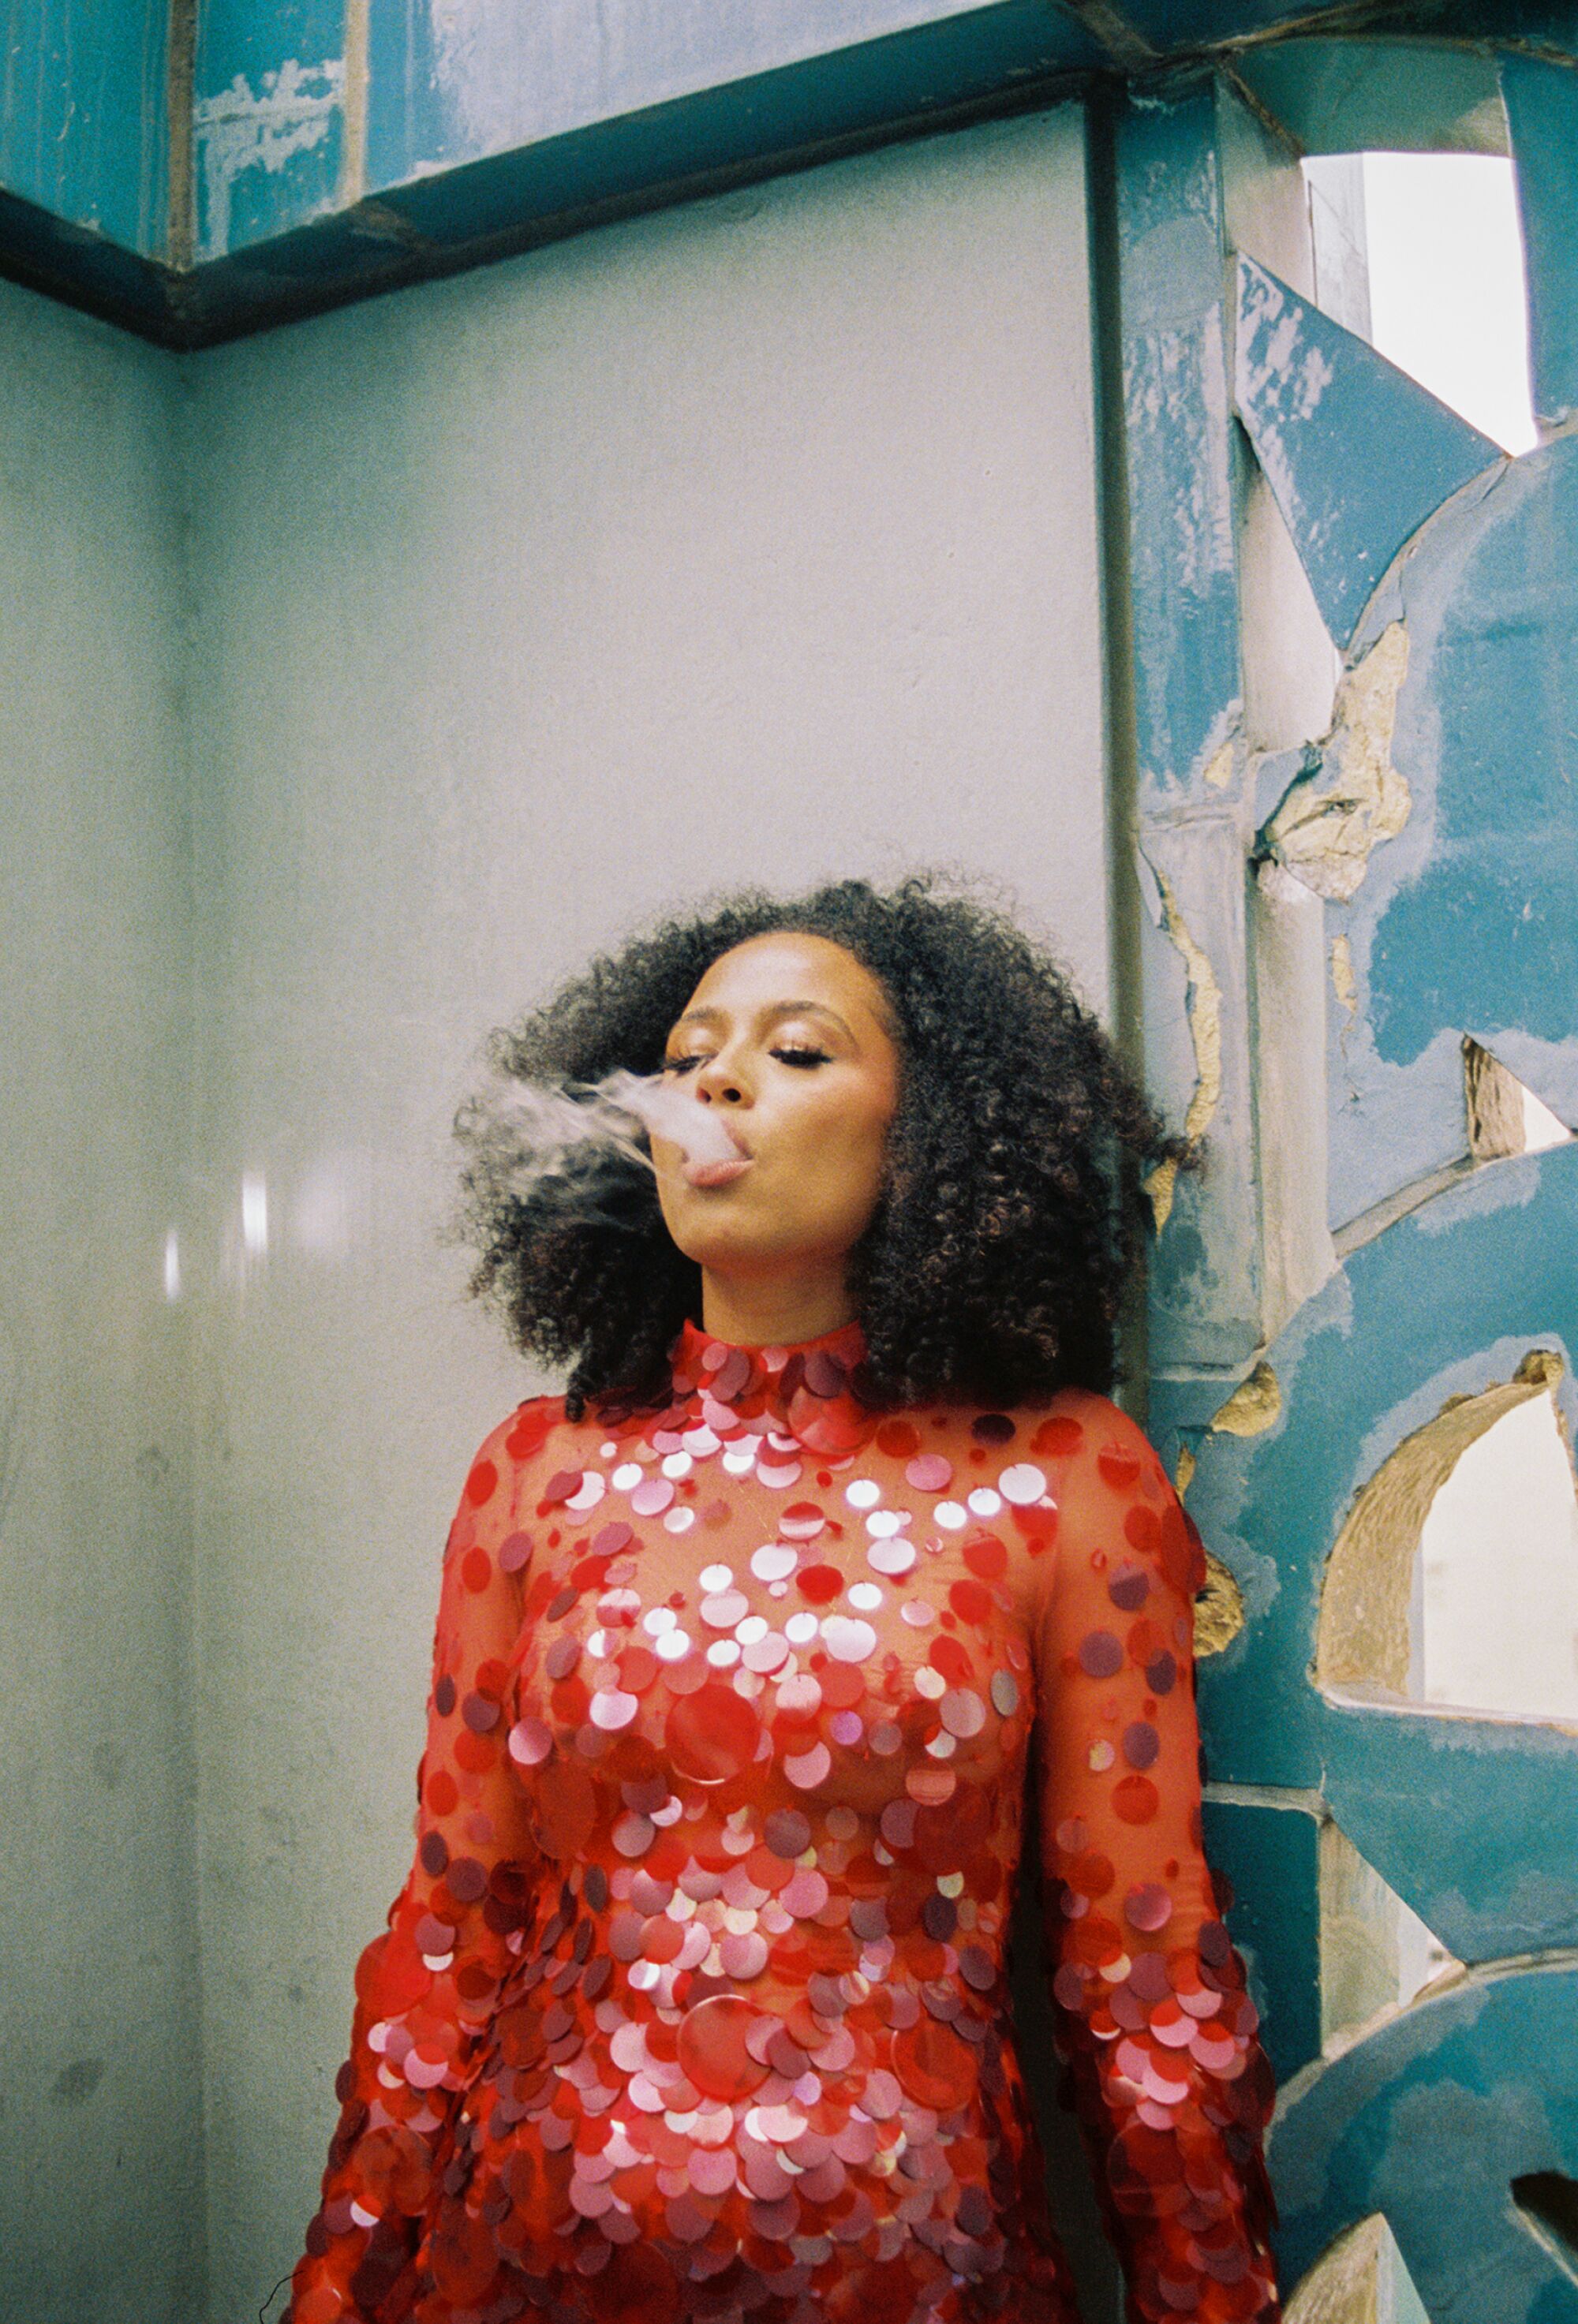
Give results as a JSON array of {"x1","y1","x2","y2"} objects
[{"x1": 1361, "y1": 152, "x2": 1537, "y2": 455}]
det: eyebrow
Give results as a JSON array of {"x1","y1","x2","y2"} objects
[{"x1": 671, "y1": 1000, "x2": 858, "y2": 1042}]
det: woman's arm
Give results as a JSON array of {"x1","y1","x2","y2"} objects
[
  {"x1": 1030, "y1": 1397, "x2": 1280, "y2": 2324},
  {"x1": 286, "y1": 1403, "x2": 552, "y2": 2324}
]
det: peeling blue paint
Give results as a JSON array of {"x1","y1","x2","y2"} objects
[
  {"x1": 1272, "y1": 1960, "x2": 1578, "y2": 2319},
  {"x1": 1157, "y1": 1144, "x2": 1578, "y2": 1971},
  {"x1": 193, "y1": 1, "x2": 350, "y2": 259},
  {"x1": 1319, "y1": 439, "x2": 1578, "y2": 1224},
  {"x1": 1234, "y1": 255, "x2": 1502, "y2": 648}
]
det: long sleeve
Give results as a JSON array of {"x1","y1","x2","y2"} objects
[
  {"x1": 1030, "y1": 1395, "x2": 1279, "y2": 2324},
  {"x1": 287, "y1": 1403, "x2": 553, "y2": 2324}
]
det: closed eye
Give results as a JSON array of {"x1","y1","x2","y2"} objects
[{"x1": 772, "y1": 1047, "x2": 830, "y2": 1067}]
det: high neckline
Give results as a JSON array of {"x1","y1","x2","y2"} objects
[
  {"x1": 675, "y1": 1315, "x2": 867, "y2": 1376},
  {"x1": 666, "y1": 1315, "x2": 873, "y2": 1455}
]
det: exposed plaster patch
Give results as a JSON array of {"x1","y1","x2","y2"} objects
[
  {"x1": 1195, "y1": 1551, "x2": 1247, "y2": 1659},
  {"x1": 1210, "y1": 1358, "x2": 1281, "y2": 1437},
  {"x1": 193, "y1": 58, "x2": 346, "y2": 261},
  {"x1": 1283, "y1": 2211, "x2": 1385, "y2": 2324},
  {"x1": 1144, "y1": 865, "x2": 1224, "y2": 1232},
  {"x1": 1318, "y1": 1351, "x2": 1568, "y2": 1694},
  {"x1": 1175, "y1": 1444, "x2": 1197, "y2": 1497},
  {"x1": 1202, "y1": 741, "x2": 1236, "y2": 790},
  {"x1": 1330, "y1": 934, "x2": 1358, "y2": 1018},
  {"x1": 1264, "y1": 624, "x2": 1412, "y2": 902}
]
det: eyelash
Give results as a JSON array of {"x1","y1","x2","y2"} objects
[{"x1": 662, "y1": 1045, "x2": 831, "y2": 1075}]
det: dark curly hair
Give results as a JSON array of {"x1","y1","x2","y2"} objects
[{"x1": 454, "y1": 875, "x2": 1187, "y2": 1418}]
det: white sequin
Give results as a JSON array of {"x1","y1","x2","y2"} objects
[
  {"x1": 821, "y1": 1615, "x2": 877, "y2": 1661},
  {"x1": 865, "y1": 1508, "x2": 907, "y2": 1538},
  {"x1": 565, "y1": 1472, "x2": 605, "y2": 1512},
  {"x1": 868, "y1": 1540, "x2": 917, "y2": 1577},
  {"x1": 700, "y1": 1564, "x2": 734, "y2": 1590},
  {"x1": 664, "y1": 1507, "x2": 696, "y2": 1534},
  {"x1": 784, "y1": 1611, "x2": 819, "y2": 1646},
  {"x1": 844, "y1": 1478, "x2": 882, "y2": 1510},
  {"x1": 661, "y1": 1452, "x2": 694, "y2": 1480},
  {"x1": 654, "y1": 1630, "x2": 693, "y2": 1663},
  {"x1": 735, "y1": 1615, "x2": 768, "y2": 1645},
  {"x1": 998, "y1": 1463, "x2": 1049, "y2": 1507},
  {"x1": 967, "y1": 1488, "x2": 1003, "y2": 1519},
  {"x1": 707, "y1": 1639, "x2": 742, "y2": 1668},
  {"x1": 934, "y1": 1501, "x2": 967, "y2": 1530},
  {"x1": 682, "y1": 1425, "x2": 720, "y2": 1455},
  {"x1": 847, "y1": 1582, "x2": 884, "y2": 1612},
  {"x1": 643, "y1": 1607, "x2": 677, "y2": 1635},
  {"x1": 750, "y1": 1545, "x2": 797, "y2": 1583},
  {"x1": 722, "y1": 1447, "x2": 758, "y2": 1477},
  {"x1": 611, "y1": 1463, "x2": 644, "y2": 1493},
  {"x1": 701, "y1": 1590, "x2": 749, "y2": 1630}
]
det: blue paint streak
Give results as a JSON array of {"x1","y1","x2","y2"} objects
[
  {"x1": 192, "y1": 0, "x2": 348, "y2": 258},
  {"x1": 1235, "y1": 255, "x2": 1501, "y2": 647}
]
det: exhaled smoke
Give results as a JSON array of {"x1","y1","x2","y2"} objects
[{"x1": 454, "y1": 1067, "x2": 734, "y2": 1227}]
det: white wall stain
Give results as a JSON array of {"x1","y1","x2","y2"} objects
[{"x1": 193, "y1": 58, "x2": 346, "y2": 261}]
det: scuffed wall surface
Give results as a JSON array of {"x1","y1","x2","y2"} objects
[
  {"x1": 178, "y1": 109, "x2": 1111, "y2": 2320},
  {"x1": 0, "y1": 282, "x2": 203, "y2": 2320},
  {"x1": 1124, "y1": 55, "x2": 1578, "y2": 2319}
]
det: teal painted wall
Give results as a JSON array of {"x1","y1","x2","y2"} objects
[
  {"x1": 0, "y1": 279, "x2": 202, "y2": 2318},
  {"x1": 0, "y1": 0, "x2": 169, "y2": 255}
]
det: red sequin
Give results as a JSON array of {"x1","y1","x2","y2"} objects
[{"x1": 288, "y1": 1321, "x2": 1279, "y2": 2324}]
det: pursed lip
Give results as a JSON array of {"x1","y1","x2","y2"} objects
[{"x1": 682, "y1": 1119, "x2": 754, "y2": 1188}]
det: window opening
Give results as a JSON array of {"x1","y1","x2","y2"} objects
[
  {"x1": 1415, "y1": 1388, "x2": 1578, "y2": 1723},
  {"x1": 1359, "y1": 152, "x2": 1536, "y2": 453}
]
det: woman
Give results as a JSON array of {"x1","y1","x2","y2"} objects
[{"x1": 286, "y1": 877, "x2": 1279, "y2": 2324}]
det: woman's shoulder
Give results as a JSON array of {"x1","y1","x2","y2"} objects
[{"x1": 464, "y1": 1392, "x2": 581, "y2": 1489}]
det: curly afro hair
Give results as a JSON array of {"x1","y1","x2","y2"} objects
[{"x1": 454, "y1": 875, "x2": 1187, "y2": 1418}]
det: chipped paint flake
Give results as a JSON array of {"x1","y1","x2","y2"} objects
[
  {"x1": 1331, "y1": 933, "x2": 1358, "y2": 1018},
  {"x1": 1210, "y1": 1360, "x2": 1281, "y2": 1437},
  {"x1": 1195, "y1": 1552, "x2": 1247, "y2": 1659},
  {"x1": 1202, "y1": 741, "x2": 1236, "y2": 790},
  {"x1": 1145, "y1": 865, "x2": 1223, "y2": 1231},
  {"x1": 1265, "y1": 625, "x2": 1412, "y2": 903},
  {"x1": 194, "y1": 58, "x2": 346, "y2": 261}
]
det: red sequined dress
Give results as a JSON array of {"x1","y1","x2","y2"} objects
[{"x1": 287, "y1": 1320, "x2": 1279, "y2": 2324}]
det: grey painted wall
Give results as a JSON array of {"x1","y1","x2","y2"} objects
[
  {"x1": 181, "y1": 103, "x2": 1111, "y2": 2320},
  {"x1": 5, "y1": 99, "x2": 1115, "y2": 2319},
  {"x1": 0, "y1": 282, "x2": 204, "y2": 2320}
]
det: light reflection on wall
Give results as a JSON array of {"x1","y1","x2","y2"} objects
[
  {"x1": 164, "y1": 1226, "x2": 181, "y2": 1302},
  {"x1": 241, "y1": 1171, "x2": 268, "y2": 1260}
]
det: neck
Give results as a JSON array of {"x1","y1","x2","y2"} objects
[{"x1": 699, "y1": 1263, "x2": 857, "y2": 1349}]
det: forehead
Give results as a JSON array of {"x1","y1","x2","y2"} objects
[{"x1": 682, "y1": 932, "x2": 891, "y2": 1025}]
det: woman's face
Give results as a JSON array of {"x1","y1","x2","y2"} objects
[{"x1": 651, "y1": 932, "x2": 902, "y2": 1294}]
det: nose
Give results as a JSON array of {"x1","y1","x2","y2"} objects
[{"x1": 695, "y1": 1052, "x2": 749, "y2": 1107}]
